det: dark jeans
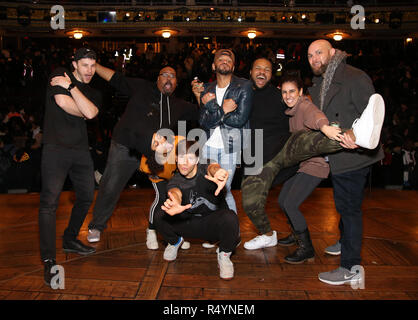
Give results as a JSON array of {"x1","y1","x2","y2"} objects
[
  {"x1": 278, "y1": 172, "x2": 323, "y2": 232},
  {"x1": 88, "y1": 140, "x2": 140, "y2": 231},
  {"x1": 39, "y1": 144, "x2": 94, "y2": 261},
  {"x1": 154, "y1": 208, "x2": 240, "y2": 253},
  {"x1": 331, "y1": 166, "x2": 370, "y2": 269}
]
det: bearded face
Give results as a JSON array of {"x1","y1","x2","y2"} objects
[
  {"x1": 213, "y1": 55, "x2": 234, "y2": 75},
  {"x1": 251, "y1": 59, "x2": 272, "y2": 89},
  {"x1": 307, "y1": 43, "x2": 334, "y2": 76}
]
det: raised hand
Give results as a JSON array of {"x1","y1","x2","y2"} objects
[
  {"x1": 191, "y1": 79, "x2": 204, "y2": 100},
  {"x1": 161, "y1": 191, "x2": 192, "y2": 216},
  {"x1": 201, "y1": 92, "x2": 216, "y2": 105},
  {"x1": 205, "y1": 168, "x2": 229, "y2": 196}
]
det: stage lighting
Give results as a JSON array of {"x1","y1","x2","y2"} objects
[
  {"x1": 280, "y1": 15, "x2": 287, "y2": 23},
  {"x1": 289, "y1": 15, "x2": 298, "y2": 23},
  {"x1": 123, "y1": 13, "x2": 130, "y2": 22},
  {"x1": 196, "y1": 15, "x2": 202, "y2": 22},
  {"x1": 73, "y1": 32, "x2": 83, "y2": 40},
  {"x1": 162, "y1": 31, "x2": 171, "y2": 39},
  {"x1": 133, "y1": 13, "x2": 141, "y2": 22},
  {"x1": 247, "y1": 31, "x2": 256, "y2": 39},
  {"x1": 237, "y1": 16, "x2": 242, "y2": 22},
  {"x1": 98, "y1": 11, "x2": 116, "y2": 23}
]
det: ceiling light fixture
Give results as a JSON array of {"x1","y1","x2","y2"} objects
[{"x1": 162, "y1": 31, "x2": 171, "y2": 38}]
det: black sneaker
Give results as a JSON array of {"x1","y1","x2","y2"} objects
[
  {"x1": 43, "y1": 259, "x2": 57, "y2": 287},
  {"x1": 63, "y1": 239, "x2": 96, "y2": 255}
]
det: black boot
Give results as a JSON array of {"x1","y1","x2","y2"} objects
[
  {"x1": 277, "y1": 233, "x2": 296, "y2": 246},
  {"x1": 43, "y1": 259, "x2": 57, "y2": 287},
  {"x1": 284, "y1": 229, "x2": 315, "y2": 264}
]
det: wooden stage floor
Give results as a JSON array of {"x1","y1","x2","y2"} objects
[{"x1": 0, "y1": 187, "x2": 417, "y2": 301}]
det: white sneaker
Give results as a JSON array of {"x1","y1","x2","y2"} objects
[
  {"x1": 163, "y1": 237, "x2": 184, "y2": 261},
  {"x1": 217, "y1": 248, "x2": 234, "y2": 280},
  {"x1": 146, "y1": 228, "x2": 159, "y2": 250},
  {"x1": 181, "y1": 241, "x2": 191, "y2": 250},
  {"x1": 244, "y1": 231, "x2": 277, "y2": 250},
  {"x1": 352, "y1": 93, "x2": 385, "y2": 149},
  {"x1": 202, "y1": 242, "x2": 216, "y2": 248},
  {"x1": 87, "y1": 229, "x2": 100, "y2": 243}
]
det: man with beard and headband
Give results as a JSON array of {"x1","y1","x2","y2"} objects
[
  {"x1": 40, "y1": 48, "x2": 101, "y2": 287},
  {"x1": 307, "y1": 39, "x2": 384, "y2": 285},
  {"x1": 191, "y1": 49, "x2": 253, "y2": 216},
  {"x1": 86, "y1": 64, "x2": 198, "y2": 248}
]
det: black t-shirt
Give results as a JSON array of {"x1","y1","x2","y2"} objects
[
  {"x1": 166, "y1": 163, "x2": 228, "y2": 217},
  {"x1": 248, "y1": 84, "x2": 291, "y2": 166},
  {"x1": 42, "y1": 67, "x2": 102, "y2": 150}
]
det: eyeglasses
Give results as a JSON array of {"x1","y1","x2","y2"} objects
[{"x1": 159, "y1": 72, "x2": 176, "y2": 79}]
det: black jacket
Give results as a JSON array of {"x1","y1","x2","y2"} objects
[
  {"x1": 309, "y1": 59, "x2": 384, "y2": 174},
  {"x1": 199, "y1": 75, "x2": 253, "y2": 153},
  {"x1": 110, "y1": 72, "x2": 198, "y2": 155}
]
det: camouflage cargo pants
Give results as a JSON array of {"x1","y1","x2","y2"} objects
[{"x1": 241, "y1": 130, "x2": 342, "y2": 234}]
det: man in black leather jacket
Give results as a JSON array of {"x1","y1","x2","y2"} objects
[{"x1": 192, "y1": 49, "x2": 253, "y2": 213}]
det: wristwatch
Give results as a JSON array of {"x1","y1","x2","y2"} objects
[{"x1": 67, "y1": 82, "x2": 76, "y2": 92}]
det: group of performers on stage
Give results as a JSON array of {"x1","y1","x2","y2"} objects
[{"x1": 40, "y1": 40, "x2": 385, "y2": 287}]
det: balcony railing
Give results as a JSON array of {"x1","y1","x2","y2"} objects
[{"x1": 0, "y1": 0, "x2": 416, "y2": 7}]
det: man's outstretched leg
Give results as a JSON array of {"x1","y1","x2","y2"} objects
[{"x1": 242, "y1": 130, "x2": 342, "y2": 245}]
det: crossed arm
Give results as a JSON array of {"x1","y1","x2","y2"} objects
[{"x1": 51, "y1": 73, "x2": 98, "y2": 119}]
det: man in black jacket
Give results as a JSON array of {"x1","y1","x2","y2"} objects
[
  {"x1": 192, "y1": 49, "x2": 253, "y2": 214},
  {"x1": 87, "y1": 64, "x2": 198, "y2": 247},
  {"x1": 307, "y1": 39, "x2": 384, "y2": 286}
]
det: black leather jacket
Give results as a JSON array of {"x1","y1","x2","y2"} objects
[{"x1": 199, "y1": 75, "x2": 253, "y2": 153}]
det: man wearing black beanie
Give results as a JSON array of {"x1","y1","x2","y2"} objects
[{"x1": 86, "y1": 64, "x2": 198, "y2": 246}]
